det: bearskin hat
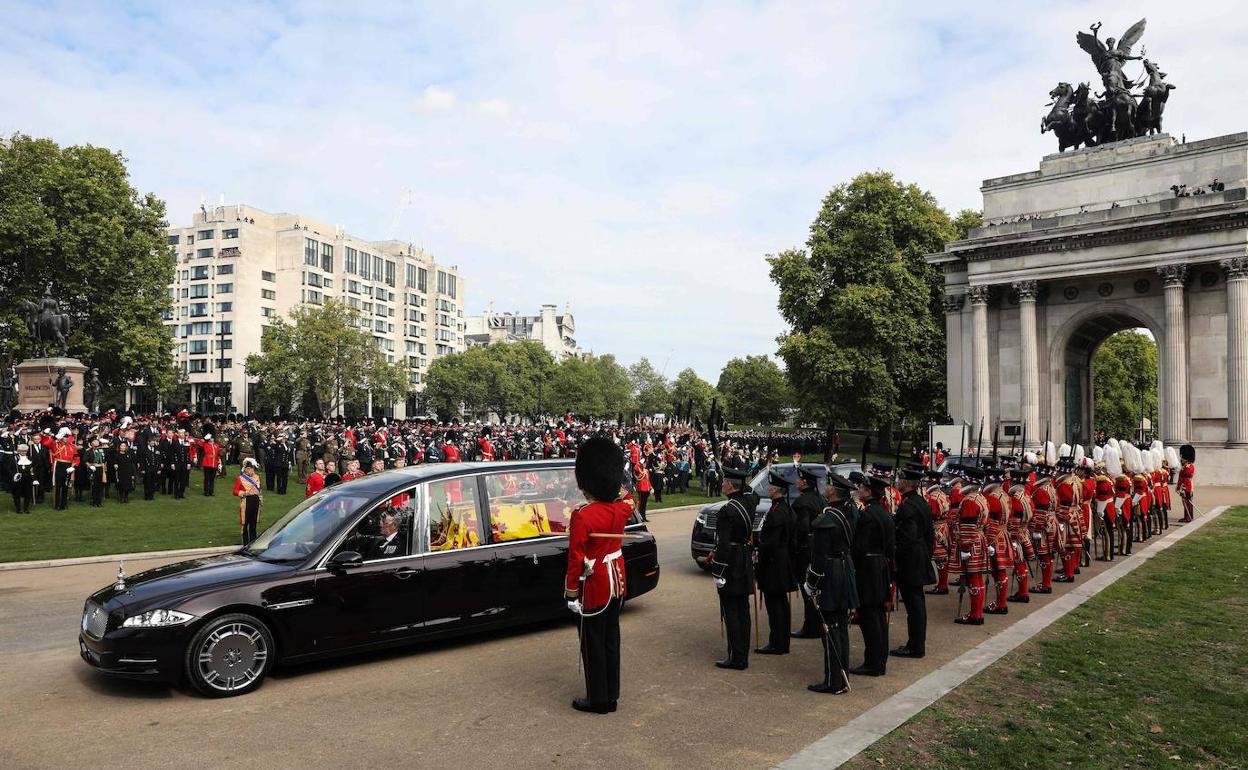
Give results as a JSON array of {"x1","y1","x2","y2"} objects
[{"x1": 575, "y1": 435, "x2": 624, "y2": 502}]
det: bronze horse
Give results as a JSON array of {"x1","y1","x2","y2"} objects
[
  {"x1": 17, "y1": 299, "x2": 72, "y2": 358},
  {"x1": 1136, "y1": 59, "x2": 1175, "y2": 136},
  {"x1": 1041, "y1": 83, "x2": 1086, "y2": 152}
]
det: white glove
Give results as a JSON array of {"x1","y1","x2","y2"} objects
[
  {"x1": 802, "y1": 583, "x2": 816, "y2": 598},
  {"x1": 988, "y1": 546, "x2": 996, "y2": 556},
  {"x1": 566, "y1": 600, "x2": 582, "y2": 615},
  {"x1": 713, "y1": 577, "x2": 727, "y2": 589},
  {"x1": 12, "y1": 473, "x2": 19, "y2": 483},
  {"x1": 33, "y1": 480, "x2": 39, "y2": 486},
  {"x1": 960, "y1": 551, "x2": 971, "y2": 561},
  {"x1": 1031, "y1": 532, "x2": 1041, "y2": 540},
  {"x1": 67, "y1": 466, "x2": 75, "y2": 474}
]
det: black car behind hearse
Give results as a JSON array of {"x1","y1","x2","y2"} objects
[{"x1": 79, "y1": 460, "x2": 660, "y2": 697}]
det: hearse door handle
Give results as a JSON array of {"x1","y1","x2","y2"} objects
[
  {"x1": 394, "y1": 568, "x2": 419, "y2": 579},
  {"x1": 530, "y1": 553, "x2": 539, "y2": 565}
]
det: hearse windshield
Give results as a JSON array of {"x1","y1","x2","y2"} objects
[{"x1": 241, "y1": 489, "x2": 376, "y2": 563}]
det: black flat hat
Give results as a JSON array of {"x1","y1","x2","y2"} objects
[
  {"x1": 724, "y1": 467, "x2": 751, "y2": 483},
  {"x1": 796, "y1": 467, "x2": 819, "y2": 485},
  {"x1": 899, "y1": 467, "x2": 924, "y2": 481},
  {"x1": 767, "y1": 470, "x2": 790, "y2": 489},
  {"x1": 827, "y1": 472, "x2": 855, "y2": 492}
]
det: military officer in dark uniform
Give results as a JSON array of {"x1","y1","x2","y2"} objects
[
  {"x1": 891, "y1": 466, "x2": 936, "y2": 658},
  {"x1": 171, "y1": 430, "x2": 192, "y2": 499},
  {"x1": 850, "y1": 473, "x2": 895, "y2": 677},
  {"x1": 805, "y1": 472, "x2": 858, "y2": 693},
  {"x1": 270, "y1": 435, "x2": 291, "y2": 495},
  {"x1": 790, "y1": 467, "x2": 824, "y2": 638},
  {"x1": 755, "y1": 470, "x2": 796, "y2": 655},
  {"x1": 710, "y1": 466, "x2": 757, "y2": 670},
  {"x1": 142, "y1": 437, "x2": 161, "y2": 500}
]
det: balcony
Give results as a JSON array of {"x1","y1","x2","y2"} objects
[{"x1": 220, "y1": 246, "x2": 241, "y2": 258}]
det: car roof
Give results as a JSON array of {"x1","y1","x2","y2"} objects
[{"x1": 334, "y1": 459, "x2": 577, "y2": 496}]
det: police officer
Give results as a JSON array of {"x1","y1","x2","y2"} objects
[
  {"x1": 804, "y1": 472, "x2": 857, "y2": 694},
  {"x1": 754, "y1": 470, "x2": 796, "y2": 655},
  {"x1": 710, "y1": 467, "x2": 757, "y2": 670},
  {"x1": 891, "y1": 466, "x2": 936, "y2": 658},
  {"x1": 790, "y1": 467, "x2": 824, "y2": 639},
  {"x1": 850, "y1": 473, "x2": 895, "y2": 676}
]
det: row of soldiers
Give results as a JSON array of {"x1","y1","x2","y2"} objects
[{"x1": 707, "y1": 439, "x2": 1196, "y2": 695}]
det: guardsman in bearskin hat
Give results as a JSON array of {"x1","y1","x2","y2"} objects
[
  {"x1": 954, "y1": 466, "x2": 990, "y2": 624},
  {"x1": 924, "y1": 470, "x2": 953, "y2": 597},
  {"x1": 980, "y1": 464, "x2": 1014, "y2": 614},
  {"x1": 849, "y1": 472, "x2": 895, "y2": 674},
  {"x1": 710, "y1": 466, "x2": 758, "y2": 670},
  {"x1": 791, "y1": 466, "x2": 825, "y2": 639},
  {"x1": 564, "y1": 436, "x2": 632, "y2": 714},
  {"x1": 804, "y1": 472, "x2": 858, "y2": 694},
  {"x1": 892, "y1": 465, "x2": 936, "y2": 658},
  {"x1": 754, "y1": 470, "x2": 796, "y2": 656},
  {"x1": 1177, "y1": 444, "x2": 1195, "y2": 522}
]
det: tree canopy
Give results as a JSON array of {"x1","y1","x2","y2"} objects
[
  {"x1": 629, "y1": 357, "x2": 671, "y2": 416},
  {"x1": 0, "y1": 133, "x2": 177, "y2": 395},
  {"x1": 768, "y1": 171, "x2": 959, "y2": 430},
  {"x1": 669, "y1": 367, "x2": 720, "y2": 423},
  {"x1": 244, "y1": 299, "x2": 408, "y2": 416},
  {"x1": 1093, "y1": 329, "x2": 1158, "y2": 440},
  {"x1": 716, "y1": 355, "x2": 789, "y2": 425}
]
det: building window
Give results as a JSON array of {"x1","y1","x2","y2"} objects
[
  {"x1": 223, "y1": 229, "x2": 239, "y2": 239},
  {"x1": 167, "y1": 234, "x2": 180, "y2": 245},
  {"x1": 385, "y1": 260, "x2": 396, "y2": 287},
  {"x1": 190, "y1": 284, "x2": 210, "y2": 299},
  {"x1": 216, "y1": 263, "x2": 233, "y2": 275},
  {"x1": 192, "y1": 321, "x2": 212, "y2": 335},
  {"x1": 189, "y1": 340, "x2": 209, "y2": 354},
  {"x1": 373, "y1": 255, "x2": 384, "y2": 282},
  {"x1": 262, "y1": 307, "x2": 276, "y2": 318},
  {"x1": 187, "y1": 235, "x2": 194, "y2": 244},
  {"x1": 188, "y1": 359, "x2": 208, "y2": 373},
  {"x1": 304, "y1": 271, "x2": 322, "y2": 288},
  {"x1": 374, "y1": 319, "x2": 385, "y2": 332},
  {"x1": 215, "y1": 321, "x2": 233, "y2": 334},
  {"x1": 216, "y1": 358, "x2": 232, "y2": 369},
  {"x1": 305, "y1": 290, "x2": 322, "y2": 305},
  {"x1": 197, "y1": 229, "x2": 214, "y2": 240},
  {"x1": 189, "y1": 303, "x2": 209, "y2": 317},
  {"x1": 197, "y1": 247, "x2": 214, "y2": 258},
  {"x1": 262, "y1": 271, "x2": 276, "y2": 282},
  {"x1": 217, "y1": 339, "x2": 233, "y2": 350},
  {"x1": 323, "y1": 278, "x2": 333, "y2": 290},
  {"x1": 215, "y1": 302, "x2": 233, "y2": 312},
  {"x1": 261, "y1": 289, "x2": 276, "y2": 300},
  {"x1": 348, "y1": 280, "x2": 360, "y2": 294},
  {"x1": 192, "y1": 265, "x2": 210, "y2": 280},
  {"x1": 215, "y1": 283, "x2": 233, "y2": 294},
  {"x1": 304, "y1": 237, "x2": 319, "y2": 267},
  {"x1": 321, "y1": 242, "x2": 334, "y2": 273},
  {"x1": 345, "y1": 247, "x2": 358, "y2": 275}
]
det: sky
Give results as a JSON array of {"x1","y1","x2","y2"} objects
[{"x1": 2, "y1": 1, "x2": 1245, "y2": 382}]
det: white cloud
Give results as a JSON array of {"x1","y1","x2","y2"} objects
[{"x1": 0, "y1": 1, "x2": 1244, "y2": 381}]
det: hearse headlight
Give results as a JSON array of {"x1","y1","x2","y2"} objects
[
  {"x1": 122, "y1": 609, "x2": 195, "y2": 628},
  {"x1": 696, "y1": 511, "x2": 708, "y2": 527}
]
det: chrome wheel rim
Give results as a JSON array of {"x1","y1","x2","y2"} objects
[{"x1": 196, "y1": 622, "x2": 268, "y2": 692}]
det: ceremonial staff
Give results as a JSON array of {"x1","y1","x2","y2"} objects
[
  {"x1": 991, "y1": 420, "x2": 1000, "y2": 465},
  {"x1": 974, "y1": 418, "x2": 985, "y2": 467},
  {"x1": 707, "y1": 397, "x2": 725, "y2": 640}
]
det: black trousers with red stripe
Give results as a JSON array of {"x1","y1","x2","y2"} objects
[{"x1": 580, "y1": 598, "x2": 621, "y2": 706}]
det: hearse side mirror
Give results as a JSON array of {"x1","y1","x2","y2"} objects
[{"x1": 328, "y1": 551, "x2": 364, "y2": 571}]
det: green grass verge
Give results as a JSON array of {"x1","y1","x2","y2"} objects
[
  {"x1": 0, "y1": 470, "x2": 296, "y2": 562},
  {"x1": 846, "y1": 506, "x2": 1248, "y2": 770}
]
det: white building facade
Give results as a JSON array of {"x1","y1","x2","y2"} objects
[
  {"x1": 464, "y1": 304, "x2": 584, "y2": 361},
  {"x1": 136, "y1": 203, "x2": 466, "y2": 418}
]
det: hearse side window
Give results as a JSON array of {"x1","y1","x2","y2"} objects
[
  {"x1": 334, "y1": 489, "x2": 416, "y2": 561},
  {"x1": 426, "y1": 477, "x2": 483, "y2": 551},
  {"x1": 483, "y1": 468, "x2": 587, "y2": 542}
]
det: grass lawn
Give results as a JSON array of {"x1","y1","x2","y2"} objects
[
  {"x1": 0, "y1": 469, "x2": 297, "y2": 562},
  {"x1": 846, "y1": 506, "x2": 1248, "y2": 770}
]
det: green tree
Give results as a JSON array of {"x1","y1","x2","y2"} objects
[
  {"x1": 629, "y1": 357, "x2": 671, "y2": 416},
  {"x1": 244, "y1": 299, "x2": 408, "y2": 416},
  {"x1": 768, "y1": 171, "x2": 956, "y2": 431},
  {"x1": 668, "y1": 367, "x2": 719, "y2": 422},
  {"x1": 1093, "y1": 330, "x2": 1158, "y2": 439},
  {"x1": 716, "y1": 355, "x2": 790, "y2": 425},
  {"x1": 589, "y1": 354, "x2": 634, "y2": 418},
  {"x1": 0, "y1": 133, "x2": 177, "y2": 396},
  {"x1": 422, "y1": 341, "x2": 555, "y2": 420},
  {"x1": 549, "y1": 356, "x2": 605, "y2": 417}
]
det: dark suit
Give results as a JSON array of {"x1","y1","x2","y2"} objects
[
  {"x1": 756, "y1": 496, "x2": 796, "y2": 652},
  {"x1": 370, "y1": 532, "x2": 408, "y2": 559},
  {"x1": 894, "y1": 488, "x2": 937, "y2": 655},
  {"x1": 852, "y1": 498, "x2": 896, "y2": 674},
  {"x1": 791, "y1": 486, "x2": 824, "y2": 635},
  {"x1": 712, "y1": 491, "x2": 756, "y2": 666}
]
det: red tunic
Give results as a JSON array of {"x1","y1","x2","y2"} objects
[
  {"x1": 564, "y1": 500, "x2": 632, "y2": 610},
  {"x1": 1008, "y1": 488, "x2": 1036, "y2": 561},
  {"x1": 982, "y1": 484, "x2": 1013, "y2": 570},
  {"x1": 305, "y1": 471, "x2": 325, "y2": 498},
  {"x1": 927, "y1": 488, "x2": 952, "y2": 563},
  {"x1": 442, "y1": 444, "x2": 461, "y2": 463},
  {"x1": 199, "y1": 441, "x2": 220, "y2": 469},
  {"x1": 1030, "y1": 481, "x2": 1061, "y2": 556},
  {"x1": 1178, "y1": 463, "x2": 1195, "y2": 494},
  {"x1": 477, "y1": 438, "x2": 495, "y2": 461},
  {"x1": 957, "y1": 490, "x2": 991, "y2": 574}
]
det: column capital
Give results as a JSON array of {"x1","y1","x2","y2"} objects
[
  {"x1": 967, "y1": 285, "x2": 992, "y2": 306},
  {"x1": 1221, "y1": 256, "x2": 1248, "y2": 281},
  {"x1": 941, "y1": 294, "x2": 965, "y2": 314},
  {"x1": 1013, "y1": 280, "x2": 1039, "y2": 301},
  {"x1": 1157, "y1": 264, "x2": 1189, "y2": 287}
]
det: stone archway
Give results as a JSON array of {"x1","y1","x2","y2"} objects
[{"x1": 1047, "y1": 304, "x2": 1165, "y2": 446}]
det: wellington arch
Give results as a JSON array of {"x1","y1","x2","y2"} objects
[{"x1": 928, "y1": 132, "x2": 1248, "y2": 484}]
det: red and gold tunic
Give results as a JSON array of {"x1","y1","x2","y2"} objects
[
  {"x1": 1055, "y1": 473, "x2": 1083, "y2": 547},
  {"x1": 927, "y1": 487, "x2": 952, "y2": 564},
  {"x1": 1008, "y1": 487, "x2": 1036, "y2": 562},
  {"x1": 1029, "y1": 480, "x2": 1061, "y2": 556},
  {"x1": 1094, "y1": 475, "x2": 1116, "y2": 524},
  {"x1": 982, "y1": 483, "x2": 1013, "y2": 571},
  {"x1": 564, "y1": 500, "x2": 632, "y2": 611},
  {"x1": 957, "y1": 488, "x2": 991, "y2": 574}
]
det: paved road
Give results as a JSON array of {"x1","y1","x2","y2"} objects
[{"x1": 1, "y1": 488, "x2": 1241, "y2": 770}]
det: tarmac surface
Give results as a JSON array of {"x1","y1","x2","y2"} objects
[{"x1": 1, "y1": 487, "x2": 1241, "y2": 770}]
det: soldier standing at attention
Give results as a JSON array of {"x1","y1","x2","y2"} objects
[
  {"x1": 295, "y1": 432, "x2": 310, "y2": 483},
  {"x1": 563, "y1": 436, "x2": 632, "y2": 714},
  {"x1": 891, "y1": 466, "x2": 935, "y2": 658},
  {"x1": 790, "y1": 467, "x2": 824, "y2": 639},
  {"x1": 710, "y1": 467, "x2": 757, "y2": 670},
  {"x1": 1177, "y1": 445, "x2": 1196, "y2": 522},
  {"x1": 849, "y1": 474, "x2": 895, "y2": 676},
  {"x1": 804, "y1": 472, "x2": 858, "y2": 694},
  {"x1": 754, "y1": 470, "x2": 796, "y2": 656}
]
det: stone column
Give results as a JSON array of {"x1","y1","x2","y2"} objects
[
  {"x1": 1222, "y1": 256, "x2": 1248, "y2": 446},
  {"x1": 968, "y1": 285, "x2": 991, "y2": 435},
  {"x1": 1157, "y1": 264, "x2": 1189, "y2": 443},
  {"x1": 941, "y1": 293, "x2": 965, "y2": 422},
  {"x1": 1014, "y1": 280, "x2": 1040, "y2": 449}
]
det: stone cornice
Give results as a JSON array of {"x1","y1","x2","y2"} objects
[{"x1": 947, "y1": 209, "x2": 1248, "y2": 264}]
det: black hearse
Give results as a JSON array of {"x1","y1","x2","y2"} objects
[{"x1": 79, "y1": 460, "x2": 660, "y2": 696}]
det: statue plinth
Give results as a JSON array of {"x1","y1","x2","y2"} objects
[{"x1": 16, "y1": 358, "x2": 88, "y2": 413}]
